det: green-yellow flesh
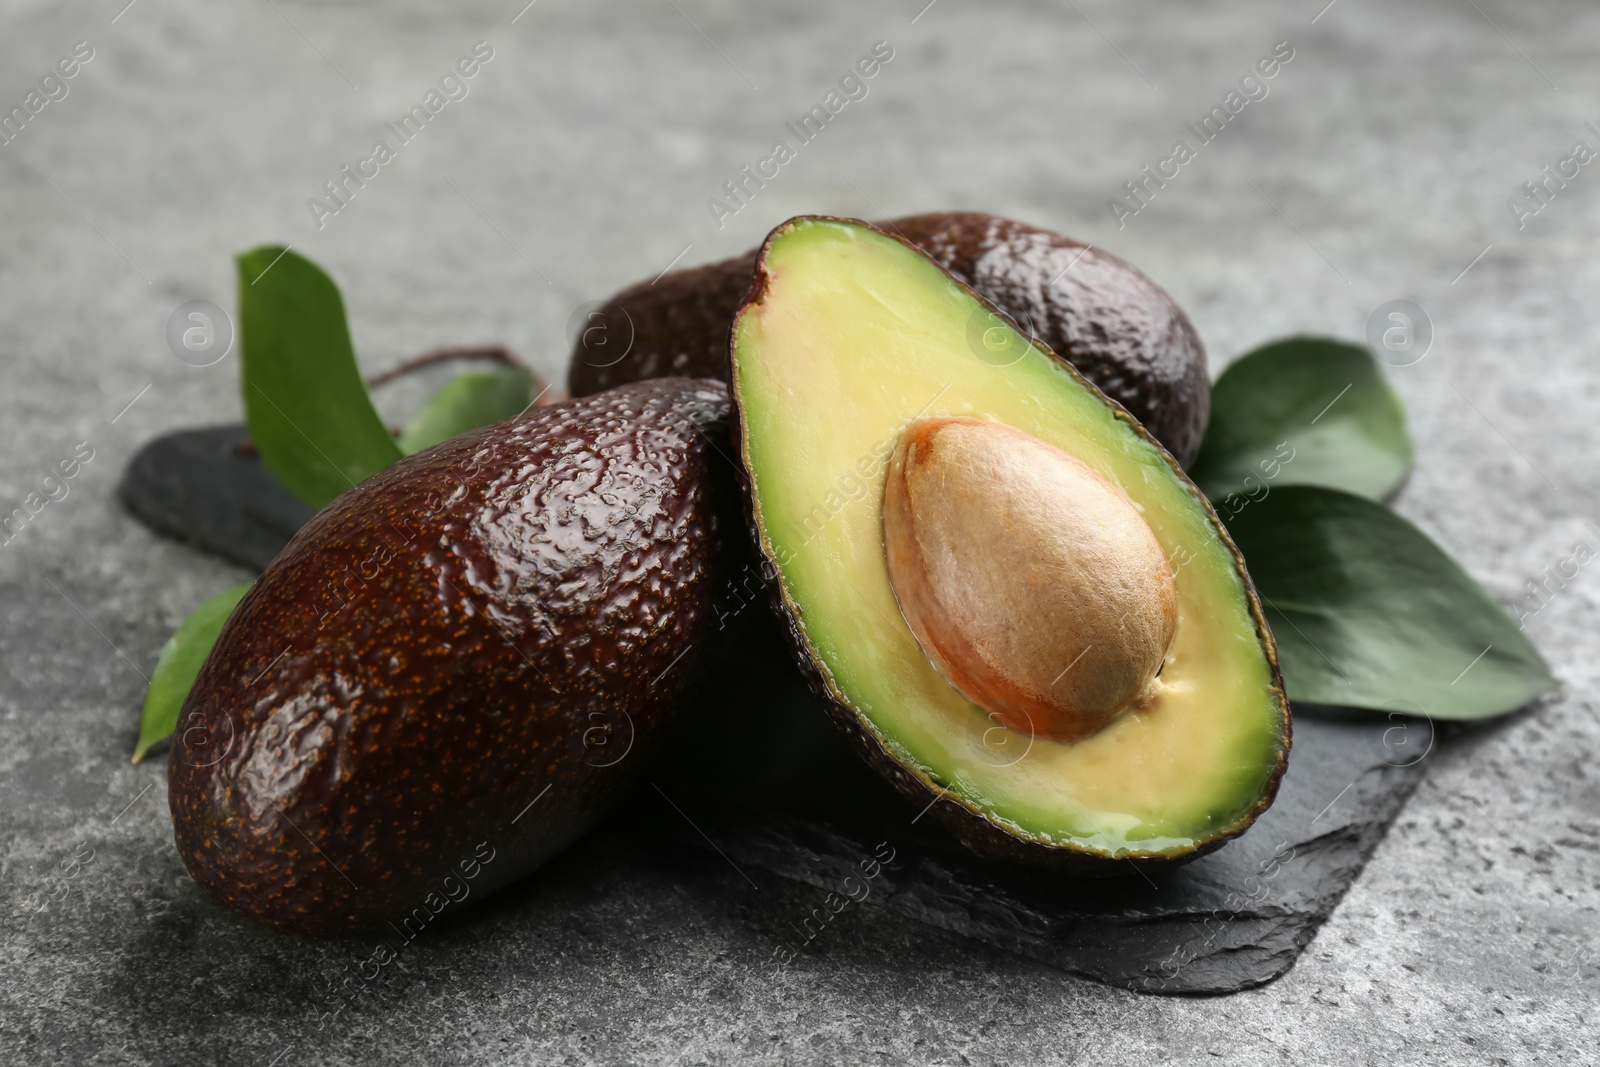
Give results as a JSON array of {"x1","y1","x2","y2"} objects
[{"x1": 733, "y1": 218, "x2": 1285, "y2": 858}]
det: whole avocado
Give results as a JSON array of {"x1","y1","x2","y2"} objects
[
  {"x1": 169, "y1": 379, "x2": 736, "y2": 937},
  {"x1": 569, "y1": 212, "x2": 1211, "y2": 467}
]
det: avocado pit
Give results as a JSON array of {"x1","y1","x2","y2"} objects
[{"x1": 882, "y1": 416, "x2": 1177, "y2": 742}]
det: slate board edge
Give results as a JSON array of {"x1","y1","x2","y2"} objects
[{"x1": 640, "y1": 756, "x2": 1428, "y2": 995}]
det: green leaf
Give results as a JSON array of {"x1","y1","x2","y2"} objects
[
  {"x1": 1191, "y1": 337, "x2": 1412, "y2": 503},
  {"x1": 398, "y1": 368, "x2": 532, "y2": 455},
  {"x1": 1225, "y1": 485, "x2": 1557, "y2": 719},
  {"x1": 133, "y1": 583, "x2": 252, "y2": 762},
  {"x1": 237, "y1": 246, "x2": 403, "y2": 509}
]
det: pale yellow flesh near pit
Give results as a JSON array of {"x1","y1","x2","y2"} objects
[{"x1": 733, "y1": 218, "x2": 1284, "y2": 857}]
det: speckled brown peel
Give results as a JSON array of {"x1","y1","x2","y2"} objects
[
  {"x1": 728, "y1": 217, "x2": 1290, "y2": 875},
  {"x1": 168, "y1": 379, "x2": 739, "y2": 937},
  {"x1": 569, "y1": 211, "x2": 1211, "y2": 467}
]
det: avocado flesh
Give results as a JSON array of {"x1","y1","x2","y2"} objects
[{"x1": 733, "y1": 218, "x2": 1287, "y2": 860}]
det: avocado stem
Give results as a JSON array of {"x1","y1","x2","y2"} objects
[
  {"x1": 232, "y1": 345, "x2": 562, "y2": 457},
  {"x1": 366, "y1": 344, "x2": 549, "y2": 393}
]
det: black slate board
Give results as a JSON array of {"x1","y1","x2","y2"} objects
[
  {"x1": 117, "y1": 426, "x2": 1433, "y2": 994},
  {"x1": 642, "y1": 621, "x2": 1431, "y2": 993},
  {"x1": 119, "y1": 425, "x2": 315, "y2": 570}
]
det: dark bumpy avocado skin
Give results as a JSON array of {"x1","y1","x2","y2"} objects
[
  {"x1": 894, "y1": 214, "x2": 1211, "y2": 468},
  {"x1": 730, "y1": 218, "x2": 1289, "y2": 875},
  {"x1": 570, "y1": 211, "x2": 1211, "y2": 467},
  {"x1": 169, "y1": 379, "x2": 736, "y2": 937},
  {"x1": 570, "y1": 254, "x2": 758, "y2": 389}
]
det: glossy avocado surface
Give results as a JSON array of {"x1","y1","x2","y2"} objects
[
  {"x1": 569, "y1": 211, "x2": 1210, "y2": 466},
  {"x1": 168, "y1": 379, "x2": 736, "y2": 937},
  {"x1": 730, "y1": 217, "x2": 1288, "y2": 872}
]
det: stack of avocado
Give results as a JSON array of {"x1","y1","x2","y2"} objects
[{"x1": 137, "y1": 213, "x2": 1545, "y2": 939}]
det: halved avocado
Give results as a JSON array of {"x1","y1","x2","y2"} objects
[{"x1": 731, "y1": 217, "x2": 1289, "y2": 870}]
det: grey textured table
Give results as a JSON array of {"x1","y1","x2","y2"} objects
[{"x1": 3, "y1": 0, "x2": 1597, "y2": 1063}]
